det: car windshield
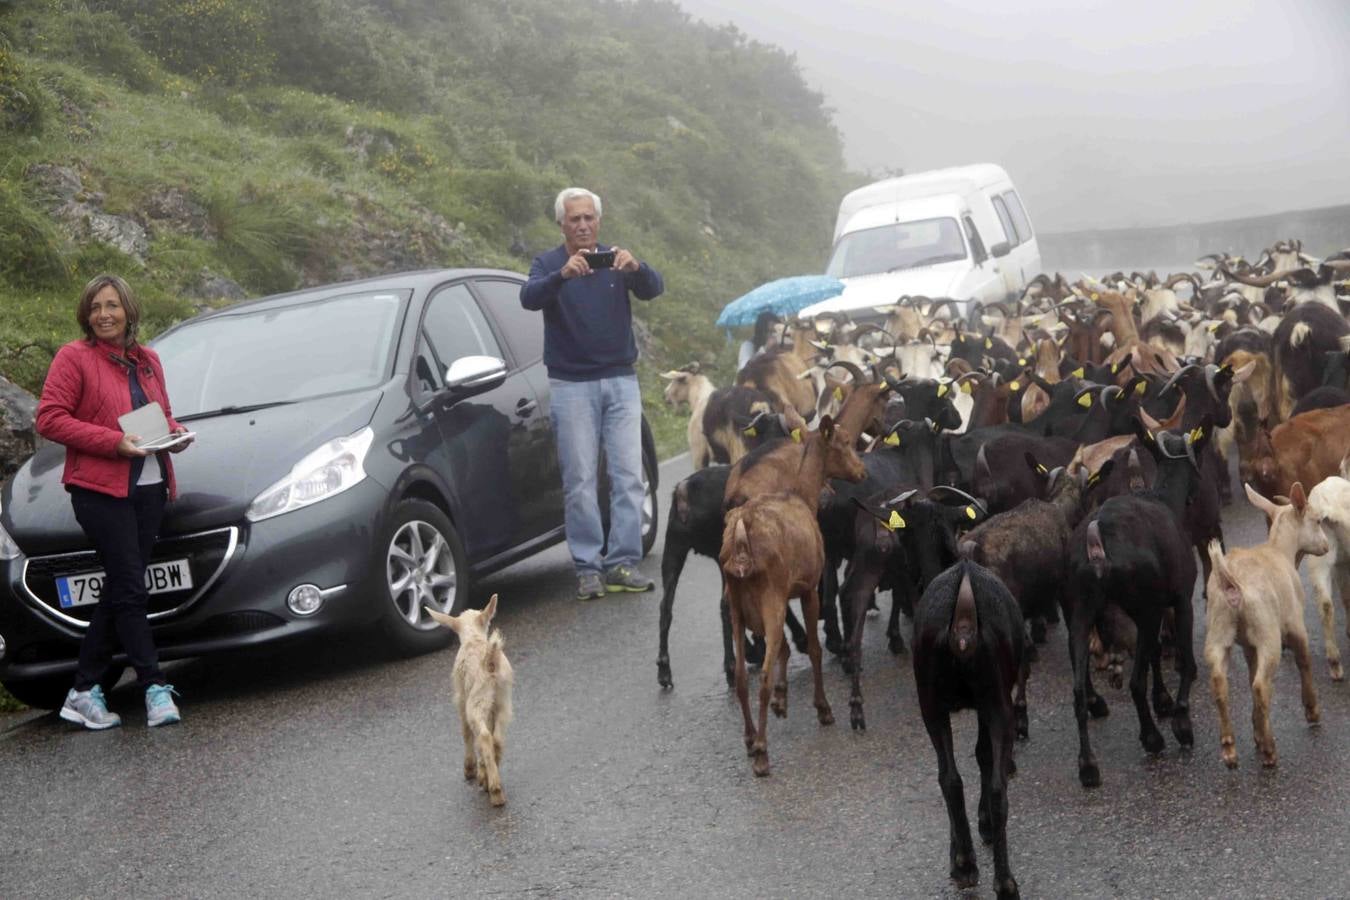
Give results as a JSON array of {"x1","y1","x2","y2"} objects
[
  {"x1": 825, "y1": 217, "x2": 967, "y2": 278},
  {"x1": 153, "y1": 291, "x2": 408, "y2": 416}
]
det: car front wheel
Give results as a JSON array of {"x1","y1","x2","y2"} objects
[
  {"x1": 375, "y1": 499, "x2": 467, "y2": 656},
  {"x1": 640, "y1": 453, "x2": 658, "y2": 558}
]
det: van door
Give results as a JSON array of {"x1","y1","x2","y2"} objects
[
  {"x1": 1000, "y1": 189, "x2": 1041, "y2": 287},
  {"x1": 962, "y1": 215, "x2": 1005, "y2": 308}
]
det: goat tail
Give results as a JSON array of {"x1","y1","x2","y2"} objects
[
  {"x1": 1085, "y1": 519, "x2": 1108, "y2": 577},
  {"x1": 1207, "y1": 539, "x2": 1243, "y2": 609},
  {"x1": 674, "y1": 480, "x2": 692, "y2": 524},
  {"x1": 727, "y1": 517, "x2": 757, "y2": 579},
  {"x1": 485, "y1": 631, "x2": 506, "y2": 675},
  {"x1": 1290, "y1": 321, "x2": 1311, "y2": 349}
]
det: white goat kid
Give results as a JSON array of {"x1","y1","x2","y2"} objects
[
  {"x1": 1307, "y1": 459, "x2": 1350, "y2": 681},
  {"x1": 427, "y1": 594, "x2": 514, "y2": 806},
  {"x1": 1204, "y1": 483, "x2": 1330, "y2": 769},
  {"x1": 660, "y1": 365, "x2": 716, "y2": 468}
]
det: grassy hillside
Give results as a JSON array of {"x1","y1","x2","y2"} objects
[{"x1": 0, "y1": 0, "x2": 856, "y2": 457}]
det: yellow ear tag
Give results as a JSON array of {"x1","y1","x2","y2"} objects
[
  {"x1": 1135, "y1": 380, "x2": 1147, "y2": 395},
  {"x1": 1088, "y1": 471, "x2": 1101, "y2": 486},
  {"x1": 1071, "y1": 367, "x2": 1085, "y2": 378},
  {"x1": 1090, "y1": 292, "x2": 1099, "y2": 301},
  {"x1": 1009, "y1": 380, "x2": 1021, "y2": 391},
  {"x1": 1208, "y1": 323, "x2": 1219, "y2": 333},
  {"x1": 965, "y1": 506, "x2": 977, "y2": 520},
  {"x1": 1189, "y1": 426, "x2": 1204, "y2": 443},
  {"x1": 833, "y1": 386, "x2": 844, "y2": 402},
  {"x1": 937, "y1": 382, "x2": 949, "y2": 397},
  {"x1": 1031, "y1": 316, "x2": 1041, "y2": 326},
  {"x1": 884, "y1": 431, "x2": 900, "y2": 447},
  {"x1": 985, "y1": 338, "x2": 993, "y2": 349},
  {"x1": 960, "y1": 380, "x2": 973, "y2": 394},
  {"x1": 1036, "y1": 463, "x2": 1048, "y2": 474},
  {"x1": 1110, "y1": 363, "x2": 1120, "y2": 374},
  {"x1": 1077, "y1": 393, "x2": 1093, "y2": 408},
  {"x1": 887, "y1": 510, "x2": 906, "y2": 530},
  {"x1": 790, "y1": 428, "x2": 802, "y2": 443},
  {"x1": 744, "y1": 426, "x2": 757, "y2": 437},
  {"x1": 1018, "y1": 358, "x2": 1028, "y2": 367}
]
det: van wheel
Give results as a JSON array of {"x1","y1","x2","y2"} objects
[{"x1": 375, "y1": 499, "x2": 466, "y2": 656}]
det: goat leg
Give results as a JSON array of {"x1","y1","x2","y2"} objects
[
  {"x1": 1290, "y1": 628, "x2": 1321, "y2": 725},
  {"x1": 657, "y1": 544, "x2": 689, "y2": 690},
  {"x1": 753, "y1": 618, "x2": 781, "y2": 776},
  {"x1": 821, "y1": 564, "x2": 846, "y2": 657},
  {"x1": 1249, "y1": 646, "x2": 1278, "y2": 768},
  {"x1": 1150, "y1": 652, "x2": 1175, "y2": 718},
  {"x1": 461, "y1": 719, "x2": 477, "y2": 782},
  {"x1": 720, "y1": 593, "x2": 737, "y2": 688},
  {"x1": 1311, "y1": 558, "x2": 1344, "y2": 681},
  {"x1": 1205, "y1": 636, "x2": 1238, "y2": 768},
  {"x1": 729, "y1": 605, "x2": 757, "y2": 757},
  {"x1": 1068, "y1": 602, "x2": 1103, "y2": 788},
  {"x1": 1169, "y1": 594, "x2": 1198, "y2": 748},
  {"x1": 802, "y1": 587, "x2": 835, "y2": 726},
  {"x1": 1129, "y1": 612, "x2": 1166, "y2": 754},
  {"x1": 921, "y1": 701, "x2": 978, "y2": 888},
  {"x1": 784, "y1": 606, "x2": 809, "y2": 655},
  {"x1": 771, "y1": 635, "x2": 790, "y2": 719},
  {"x1": 1013, "y1": 651, "x2": 1030, "y2": 741},
  {"x1": 980, "y1": 707, "x2": 1020, "y2": 900},
  {"x1": 843, "y1": 563, "x2": 884, "y2": 730}
]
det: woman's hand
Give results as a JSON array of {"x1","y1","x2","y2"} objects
[
  {"x1": 168, "y1": 426, "x2": 194, "y2": 454},
  {"x1": 116, "y1": 434, "x2": 149, "y2": 458}
]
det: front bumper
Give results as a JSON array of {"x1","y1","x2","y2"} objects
[{"x1": 0, "y1": 478, "x2": 389, "y2": 682}]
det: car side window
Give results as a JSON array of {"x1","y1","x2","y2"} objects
[
  {"x1": 963, "y1": 216, "x2": 988, "y2": 264},
  {"x1": 991, "y1": 195, "x2": 1019, "y2": 247},
  {"x1": 415, "y1": 283, "x2": 503, "y2": 399},
  {"x1": 1003, "y1": 190, "x2": 1034, "y2": 242},
  {"x1": 471, "y1": 278, "x2": 544, "y2": 369}
]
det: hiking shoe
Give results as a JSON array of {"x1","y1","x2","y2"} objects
[
  {"x1": 59, "y1": 685, "x2": 122, "y2": 730},
  {"x1": 577, "y1": 571, "x2": 606, "y2": 601},
  {"x1": 145, "y1": 684, "x2": 181, "y2": 727},
  {"x1": 605, "y1": 565, "x2": 654, "y2": 593}
]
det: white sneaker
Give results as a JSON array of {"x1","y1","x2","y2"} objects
[
  {"x1": 59, "y1": 686, "x2": 122, "y2": 730},
  {"x1": 145, "y1": 684, "x2": 181, "y2": 727}
]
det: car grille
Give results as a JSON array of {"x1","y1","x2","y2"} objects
[{"x1": 21, "y1": 527, "x2": 239, "y2": 628}]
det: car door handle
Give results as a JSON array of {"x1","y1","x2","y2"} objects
[{"x1": 515, "y1": 398, "x2": 538, "y2": 417}]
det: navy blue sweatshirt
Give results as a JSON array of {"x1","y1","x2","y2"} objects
[{"x1": 520, "y1": 243, "x2": 664, "y2": 381}]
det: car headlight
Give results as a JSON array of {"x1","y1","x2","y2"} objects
[
  {"x1": 246, "y1": 427, "x2": 374, "y2": 522},
  {"x1": 0, "y1": 498, "x2": 19, "y2": 561}
]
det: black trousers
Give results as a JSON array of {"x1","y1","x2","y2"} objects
[{"x1": 69, "y1": 483, "x2": 168, "y2": 691}]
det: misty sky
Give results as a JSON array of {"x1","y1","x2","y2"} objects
[{"x1": 674, "y1": 0, "x2": 1350, "y2": 234}]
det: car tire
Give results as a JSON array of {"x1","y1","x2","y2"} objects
[
  {"x1": 2, "y1": 674, "x2": 73, "y2": 711},
  {"x1": 374, "y1": 499, "x2": 467, "y2": 656}
]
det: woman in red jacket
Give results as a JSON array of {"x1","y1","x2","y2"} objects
[{"x1": 35, "y1": 274, "x2": 193, "y2": 730}]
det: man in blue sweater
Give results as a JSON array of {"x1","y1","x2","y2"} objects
[{"x1": 520, "y1": 188, "x2": 664, "y2": 600}]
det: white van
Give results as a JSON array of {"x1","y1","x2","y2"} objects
[{"x1": 800, "y1": 164, "x2": 1040, "y2": 323}]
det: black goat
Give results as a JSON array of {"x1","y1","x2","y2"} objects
[
  {"x1": 1066, "y1": 417, "x2": 1212, "y2": 788},
  {"x1": 913, "y1": 559, "x2": 1024, "y2": 899},
  {"x1": 1271, "y1": 303, "x2": 1349, "y2": 420},
  {"x1": 701, "y1": 385, "x2": 775, "y2": 464}
]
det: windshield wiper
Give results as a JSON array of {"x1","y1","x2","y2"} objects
[
  {"x1": 178, "y1": 400, "x2": 297, "y2": 422},
  {"x1": 886, "y1": 254, "x2": 962, "y2": 273}
]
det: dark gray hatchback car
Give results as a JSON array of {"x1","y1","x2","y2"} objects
[{"x1": 0, "y1": 269, "x2": 658, "y2": 708}]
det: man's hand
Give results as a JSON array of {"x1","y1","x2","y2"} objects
[
  {"x1": 168, "y1": 426, "x2": 194, "y2": 454},
  {"x1": 613, "y1": 248, "x2": 640, "y2": 273},
  {"x1": 117, "y1": 434, "x2": 149, "y2": 458},
  {"x1": 561, "y1": 251, "x2": 593, "y2": 279}
]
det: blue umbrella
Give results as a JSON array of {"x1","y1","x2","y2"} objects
[{"x1": 715, "y1": 275, "x2": 845, "y2": 328}]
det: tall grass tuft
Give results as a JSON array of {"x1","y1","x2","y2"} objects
[{"x1": 200, "y1": 181, "x2": 316, "y2": 294}]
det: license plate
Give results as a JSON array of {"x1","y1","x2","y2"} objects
[{"x1": 55, "y1": 559, "x2": 194, "y2": 608}]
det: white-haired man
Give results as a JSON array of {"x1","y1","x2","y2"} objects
[{"x1": 520, "y1": 188, "x2": 664, "y2": 600}]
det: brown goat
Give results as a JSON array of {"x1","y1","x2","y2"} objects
[
  {"x1": 720, "y1": 415, "x2": 865, "y2": 776},
  {"x1": 736, "y1": 348, "x2": 817, "y2": 422},
  {"x1": 1246, "y1": 405, "x2": 1350, "y2": 501}
]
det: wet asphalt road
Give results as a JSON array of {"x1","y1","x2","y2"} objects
[{"x1": 4, "y1": 452, "x2": 1350, "y2": 899}]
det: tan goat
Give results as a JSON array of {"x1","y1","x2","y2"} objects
[
  {"x1": 661, "y1": 364, "x2": 717, "y2": 468},
  {"x1": 1307, "y1": 459, "x2": 1350, "y2": 682},
  {"x1": 427, "y1": 594, "x2": 514, "y2": 806},
  {"x1": 1204, "y1": 484, "x2": 1330, "y2": 769}
]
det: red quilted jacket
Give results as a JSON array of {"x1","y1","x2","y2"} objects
[{"x1": 35, "y1": 338, "x2": 182, "y2": 500}]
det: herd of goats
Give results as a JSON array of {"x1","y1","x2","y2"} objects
[{"x1": 656, "y1": 239, "x2": 1350, "y2": 897}]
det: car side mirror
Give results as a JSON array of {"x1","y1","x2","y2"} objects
[
  {"x1": 445, "y1": 355, "x2": 508, "y2": 396},
  {"x1": 990, "y1": 241, "x2": 1011, "y2": 259}
]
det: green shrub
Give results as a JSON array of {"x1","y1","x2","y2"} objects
[
  {"x1": 200, "y1": 181, "x2": 317, "y2": 294},
  {"x1": 0, "y1": 182, "x2": 67, "y2": 288},
  {"x1": 65, "y1": 10, "x2": 161, "y2": 91},
  {"x1": 118, "y1": 0, "x2": 275, "y2": 87},
  {"x1": 0, "y1": 38, "x2": 43, "y2": 134}
]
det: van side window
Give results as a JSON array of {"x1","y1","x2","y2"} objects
[
  {"x1": 991, "y1": 195, "x2": 1019, "y2": 247},
  {"x1": 963, "y1": 216, "x2": 988, "y2": 264},
  {"x1": 1003, "y1": 190, "x2": 1034, "y2": 242}
]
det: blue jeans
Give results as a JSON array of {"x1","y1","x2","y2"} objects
[{"x1": 548, "y1": 375, "x2": 644, "y2": 575}]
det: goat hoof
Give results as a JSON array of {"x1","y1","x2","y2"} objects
[
  {"x1": 464, "y1": 764, "x2": 477, "y2": 781},
  {"x1": 1087, "y1": 695, "x2": 1110, "y2": 719},
  {"x1": 1078, "y1": 761, "x2": 1101, "y2": 788},
  {"x1": 950, "y1": 855, "x2": 979, "y2": 888},
  {"x1": 1222, "y1": 750, "x2": 1238, "y2": 769},
  {"x1": 888, "y1": 635, "x2": 907, "y2": 655},
  {"x1": 752, "y1": 752, "x2": 771, "y2": 777},
  {"x1": 771, "y1": 701, "x2": 787, "y2": 719},
  {"x1": 824, "y1": 635, "x2": 844, "y2": 657},
  {"x1": 996, "y1": 875, "x2": 1021, "y2": 899},
  {"x1": 850, "y1": 706, "x2": 866, "y2": 731},
  {"x1": 657, "y1": 662, "x2": 673, "y2": 691},
  {"x1": 489, "y1": 788, "x2": 506, "y2": 807},
  {"x1": 1029, "y1": 617, "x2": 1048, "y2": 644},
  {"x1": 1172, "y1": 714, "x2": 1194, "y2": 747},
  {"x1": 1152, "y1": 693, "x2": 1175, "y2": 717},
  {"x1": 1306, "y1": 704, "x2": 1321, "y2": 724},
  {"x1": 1108, "y1": 671, "x2": 1124, "y2": 690},
  {"x1": 1330, "y1": 662, "x2": 1344, "y2": 682},
  {"x1": 1260, "y1": 750, "x2": 1278, "y2": 769},
  {"x1": 1141, "y1": 730, "x2": 1165, "y2": 755},
  {"x1": 818, "y1": 706, "x2": 835, "y2": 726}
]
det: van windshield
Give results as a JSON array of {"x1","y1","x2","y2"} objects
[
  {"x1": 826, "y1": 218, "x2": 967, "y2": 279},
  {"x1": 152, "y1": 291, "x2": 408, "y2": 417}
]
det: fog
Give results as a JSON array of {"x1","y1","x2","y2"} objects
[{"x1": 674, "y1": 0, "x2": 1350, "y2": 234}]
